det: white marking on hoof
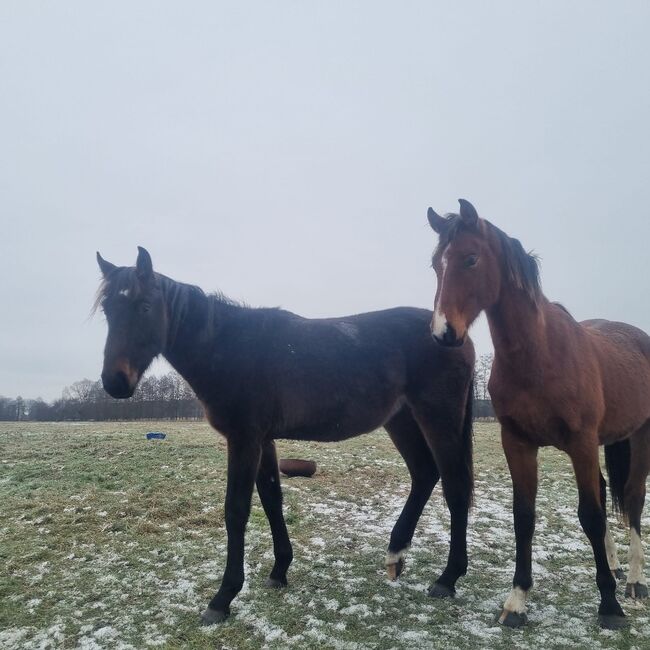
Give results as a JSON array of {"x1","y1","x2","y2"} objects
[
  {"x1": 498, "y1": 587, "x2": 528, "y2": 623},
  {"x1": 628, "y1": 528, "x2": 647, "y2": 585},
  {"x1": 605, "y1": 521, "x2": 622, "y2": 571},
  {"x1": 385, "y1": 547, "x2": 409, "y2": 566}
]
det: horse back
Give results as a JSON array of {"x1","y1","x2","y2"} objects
[
  {"x1": 581, "y1": 319, "x2": 650, "y2": 439},
  {"x1": 205, "y1": 305, "x2": 472, "y2": 441}
]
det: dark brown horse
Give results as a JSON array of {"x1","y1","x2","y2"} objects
[
  {"x1": 95, "y1": 247, "x2": 475, "y2": 625},
  {"x1": 427, "y1": 199, "x2": 650, "y2": 629}
]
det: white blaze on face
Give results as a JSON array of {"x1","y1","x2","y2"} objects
[
  {"x1": 500, "y1": 586, "x2": 528, "y2": 620},
  {"x1": 432, "y1": 249, "x2": 449, "y2": 338},
  {"x1": 118, "y1": 288, "x2": 130, "y2": 297},
  {"x1": 628, "y1": 528, "x2": 647, "y2": 584}
]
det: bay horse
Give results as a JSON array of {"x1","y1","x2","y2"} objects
[
  {"x1": 427, "y1": 199, "x2": 650, "y2": 629},
  {"x1": 95, "y1": 247, "x2": 475, "y2": 625}
]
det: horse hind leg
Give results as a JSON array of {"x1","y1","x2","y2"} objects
[
  {"x1": 384, "y1": 408, "x2": 439, "y2": 581},
  {"x1": 624, "y1": 426, "x2": 650, "y2": 599},
  {"x1": 605, "y1": 524, "x2": 625, "y2": 580},
  {"x1": 600, "y1": 470, "x2": 625, "y2": 580},
  {"x1": 570, "y1": 440, "x2": 625, "y2": 629},
  {"x1": 256, "y1": 441, "x2": 293, "y2": 588}
]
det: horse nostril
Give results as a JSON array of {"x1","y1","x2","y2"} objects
[
  {"x1": 102, "y1": 370, "x2": 133, "y2": 399},
  {"x1": 116, "y1": 371, "x2": 130, "y2": 391}
]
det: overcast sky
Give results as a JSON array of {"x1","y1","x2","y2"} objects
[{"x1": 1, "y1": 2, "x2": 649, "y2": 400}]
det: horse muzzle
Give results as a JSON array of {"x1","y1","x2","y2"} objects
[
  {"x1": 101, "y1": 362, "x2": 139, "y2": 399},
  {"x1": 431, "y1": 323, "x2": 465, "y2": 348}
]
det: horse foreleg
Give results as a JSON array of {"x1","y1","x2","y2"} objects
[
  {"x1": 570, "y1": 442, "x2": 625, "y2": 629},
  {"x1": 625, "y1": 428, "x2": 650, "y2": 599},
  {"x1": 201, "y1": 438, "x2": 262, "y2": 626},
  {"x1": 256, "y1": 441, "x2": 293, "y2": 588},
  {"x1": 385, "y1": 409, "x2": 439, "y2": 581},
  {"x1": 498, "y1": 426, "x2": 538, "y2": 628},
  {"x1": 428, "y1": 457, "x2": 471, "y2": 598},
  {"x1": 411, "y1": 408, "x2": 472, "y2": 598}
]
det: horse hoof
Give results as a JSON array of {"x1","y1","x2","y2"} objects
[
  {"x1": 428, "y1": 582, "x2": 455, "y2": 598},
  {"x1": 498, "y1": 610, "x2": 527, "y2": 628},
  {"x1": 386, "y1": 558, "x2": 404, "y2": 581},
  {"x1": 613, "y1": 568, "x2": 626, "y2": 581},
  {"x1": 200, "y1": 608, "x2": 228, "y2": 626},
  {"x1": 265, "y1": 577, "x2": 287, "y2": 589},
  {"x1": 598, "y1": 613, "x2": 627, "y2": 630},
  {"x1": 625, "y1": 582, "x2": 649, "y2": 599}
]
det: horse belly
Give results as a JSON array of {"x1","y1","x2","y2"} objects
[
  {"x1": 279, "y1": 395, "x2": 405, "y2": 443},
  {"x1": 598, "y1": 366, "x2": 650, "y2": 442}
]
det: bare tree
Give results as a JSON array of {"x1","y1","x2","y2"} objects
[
  {"x1": 473, "y1": 353, "x2": 493, "y2": 401},
  {"x1": 63, "y1": 379, "x2": 96, "y2": 403}
]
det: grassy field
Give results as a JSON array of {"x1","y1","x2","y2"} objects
[{"x1": 1, "y1": 421, "x2": 649, "y2": 649}]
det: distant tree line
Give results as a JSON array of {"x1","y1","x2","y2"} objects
[
  {"x1": 0, "y1": 355, "x2": 496, "y2": 422},
  {"x1": 0, "y1": 372, "x2": 204, "y2": 421},
  {"x1": 473, "y1": 353, "x2": 495, "y2": 419}
]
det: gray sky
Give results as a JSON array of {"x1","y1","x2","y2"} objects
[{"x1": 1, "y1": 2, "x2": 649, "y2": 400}]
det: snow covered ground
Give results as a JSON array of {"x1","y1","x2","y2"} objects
[{"x1": 1, "y1": 421, "x2": 648, "y2": 649}]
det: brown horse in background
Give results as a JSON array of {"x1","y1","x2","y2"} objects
[{"x1": 427, "y1": 199, "x2": 650, "y2": 629}]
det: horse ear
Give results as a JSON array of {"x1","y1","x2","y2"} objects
[
  {"x1": 427, "y1": 207, "x2": 446, "y2": 234},
  {"x1": 458, "y1": 199, "x2": 479, "y2": 228},
  {"x1": 136, "y1": 246, "x2": 154, "y2": 283},
  {"x1": 96, "y1": 252, "x2": 117, "y2": 277}
]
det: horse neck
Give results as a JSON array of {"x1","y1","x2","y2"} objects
[
  {"x1": 486, "y1": 281, "x2": 549, "y2": 372},
  {"x1": 159, "y1": 278, "x2": 231, "y2": 394}
]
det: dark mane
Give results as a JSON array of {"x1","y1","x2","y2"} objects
[
  {"x1": 93, "y1": 267, "x2": 246, "y2": 347},
  {"x1": 165, "y1": 278, "x2": 250, "y2": 348},
  {"x1": 92, "y1": 266, "x2": 139, "y2": 315},
  {"x1": 435, "y1": 214, "x2": 541, "y2": 306},
  {"x1": 490, "y1": 221, "x2": 541, "y2": 305}
]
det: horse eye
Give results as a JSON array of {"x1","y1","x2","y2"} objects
[
  {"x1": 464, "y1": 255, "x2": 478, "y2": 268},
  {"x1": 140, "y1": 302, "x2": 151, "y2": 314}
]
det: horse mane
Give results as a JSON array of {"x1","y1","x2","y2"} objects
[
  {"x1": 490, "y1": 223, "x2": 541, "y2": 306},
  {"x1": 162, "y1": 277, "x2": 247, "y2": 347},
  {"x1": 91, "y1": 267, "x2": 141, "y2": 316},
  {"x1": 92, "y1": 267, "x2": 246, "y2": 347},
  {"x1": 435, "y1": 214, "x2": 542, "y2": 306}
]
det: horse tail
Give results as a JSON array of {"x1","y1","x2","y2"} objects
[
  {"x1": 604, "y1": 439, "x2": 631, "y2": 517},
  {"x1": 462, "y1": 379, "x2": 475, "y2": 506}
]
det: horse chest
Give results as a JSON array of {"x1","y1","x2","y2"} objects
[{"x1": 490, "y1": 382, "x2": 581, "y2": 448}]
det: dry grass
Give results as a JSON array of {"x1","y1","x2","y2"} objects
[{"x1": 1, "y1": 421, "x2": 649, "y2": 649}]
